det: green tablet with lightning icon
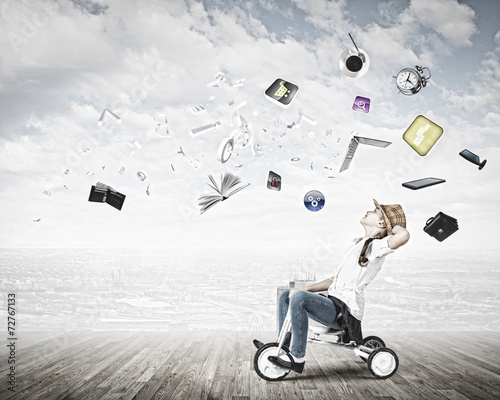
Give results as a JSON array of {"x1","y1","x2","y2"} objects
[{"x1": 403, "y1": 115, "x2": 444, "y2": 156}]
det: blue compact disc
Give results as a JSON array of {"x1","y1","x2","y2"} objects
[{"x1": 304, "y1": 190, "x2": 325, "y2": 212}]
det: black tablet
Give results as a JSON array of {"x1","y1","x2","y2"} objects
[{"x1": 402, "y1": 177, "x2": 446, "y2": 190}]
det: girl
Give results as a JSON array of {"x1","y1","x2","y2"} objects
[{"x1": 254, "y1": 199, "x2": 410, "y2": 374}]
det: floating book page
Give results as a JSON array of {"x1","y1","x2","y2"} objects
[{"x1": 198, "y1": 172, "x2": 250, "y2": 214}]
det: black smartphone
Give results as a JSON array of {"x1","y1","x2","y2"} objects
[{"x1": 402, "y1": 177, "x2": 446, "y2": 190}]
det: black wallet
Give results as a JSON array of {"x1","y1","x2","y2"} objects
[
  {"x1": 423, "y1": 212, "x2": 458, "y2": 242},
  {"x1": 88, "y1": 182, "x2": 126, "y2": 211}
]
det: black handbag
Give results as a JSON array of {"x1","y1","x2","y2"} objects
[{"x1": 423, "y1": 212, "x2": 459, "y2": 242}]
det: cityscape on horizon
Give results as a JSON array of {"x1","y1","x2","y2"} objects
[{"x1": 1, "y1": 247, "x2": 498, "y2": 333}]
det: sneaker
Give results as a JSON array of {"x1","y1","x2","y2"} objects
[{"x1": 267, "y1": 355, "x2": 305, "y2": 373}]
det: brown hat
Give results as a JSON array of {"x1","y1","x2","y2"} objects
[{"x1": 373, "y1": 199, "x2": 406, "y2": 235}]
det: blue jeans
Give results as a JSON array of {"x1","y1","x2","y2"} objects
[{"x1": 278, "y1": 289, "x2": 340, "y2": 358}]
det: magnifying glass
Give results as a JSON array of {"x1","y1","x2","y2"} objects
[{"x1": 356, "y1": 100, "x2": 366, "y2": 110}]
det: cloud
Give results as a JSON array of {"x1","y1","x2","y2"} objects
[
  {"x1": 376, "y1": 0, "x2": 409, "y2": 27},
  {"x1": 292, "y1": 0, "x2": 347, "y2": 32},
  {"x1": 0, "y1": 0, "x2": 498, "y2": 249},
  {"x1": 439, "y1": 29, "x2": 500, "y2": 118},
  {"x1": 409, "y1": 0, "x2": 477, "y2": 47},
  {"x1": 70, "y1": 0, "x2": 108, "y2": 15},
  {"x1": 363, "y1": 0, "x2": 477, "y2": 70}
]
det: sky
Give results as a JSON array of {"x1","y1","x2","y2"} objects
[{"x1": 0, "y1": 0, "x2": 499, "y2": 250}]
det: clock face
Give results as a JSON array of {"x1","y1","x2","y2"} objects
[{"x1": 396, "y1": 69, "x2": 419, "y2": 90}]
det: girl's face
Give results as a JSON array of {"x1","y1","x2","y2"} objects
[{"x1": 361, "y1": 207, "x2": 385, "y2": 227}]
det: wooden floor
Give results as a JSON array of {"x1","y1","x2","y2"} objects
[{"x1": 1, "y1": 330, "x2": 499, "y2": 400}]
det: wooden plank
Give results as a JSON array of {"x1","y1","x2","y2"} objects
[
  {"x1": 399, "y1": 332, "x2": 500, "y2": 397},
  {"x1": 136, "y1": 336, "x2": 181, "y2": 383},
  {"x1": 205, "y1": 332, "x2": 238, "y2": 400},
  {"x1": 438, "y1": 388, "x2": 479, "y2": 400},
  {"x1": 69, "y1": 333, "x2": 167, "y2": 400},
  {"x1": 130, "y1": 333, "x2": 192, "y2": 400},
  {"x1": 164, "y1": 334, "x2": 224, "y2": 399},
  {"x1": 180, "y1": 334, "x2": 225, "y2": 400},
  {"x1": 140, "y1": 332, "x2": 221, "y2": 399},
  {"x1": 444, "y1": 378, "x2": 500, "y2": 400},
  {"x1": 1, "y1": 331, "x2": 500, "y2": 400},
  {"x1": 74, "y1": 333, "x2": 154, "y2": 400},
  {"x1": 5, "y1": 332, "x2": 116, "y2": 399},
  {"x1": 305, "y1": 355, "x2": 354, "y2": 398},
  {"x1": 155, "y1": 333, "x2": 226, "y2": 400}
]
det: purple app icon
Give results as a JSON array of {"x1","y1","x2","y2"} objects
[{"x1": 352, "y1": 96, "x2": 370, "y2": 113}]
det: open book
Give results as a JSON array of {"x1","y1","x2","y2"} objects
[
  {"x1": 198, "y1": 172, "x2": 250, "y2": 214},
  {"x1": 88, "y1": 182, "x2": 126, "y2": 211}
]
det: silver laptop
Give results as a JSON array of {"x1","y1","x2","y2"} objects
[{"x1": 339, "y1": 135, "x2": 392, "y2": 172}]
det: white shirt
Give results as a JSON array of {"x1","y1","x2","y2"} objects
[{"x1": 327, "y1": 236, "x2": 395, "y2": 320}]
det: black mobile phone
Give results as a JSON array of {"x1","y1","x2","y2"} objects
[{"x1": 402, "y1": 177, "x2": 446, "y2": 190}]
